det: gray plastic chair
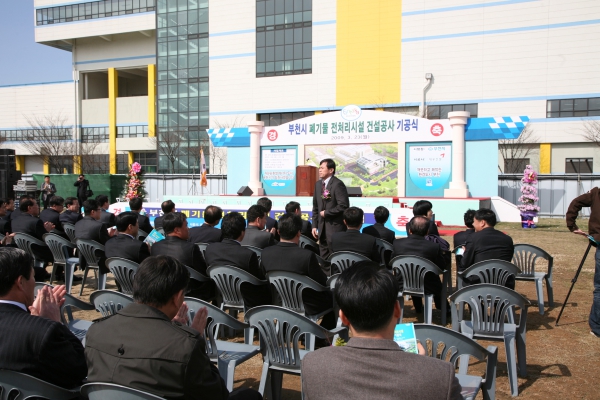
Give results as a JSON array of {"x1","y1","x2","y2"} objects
[
  {"x1": 245, "y1": 306, "x2": 347, "y2": 400},
  {"x1": 184, "y1": 297, "x2": 260, "y2": 391},
  {"x1": 449, "y1": 284, "x2": 530, "y2": 397},
  {"x1": 0, "y1": 370, "x2": 80, "y2": 400},
  {"x1": 62, "y1": 223, "x2": 77, "y2": 245},
  {"x1": 195, "y1": 242, "x2": 209, "y2": 259},
  {"x1": 328, "y1": 251, "x2": 370, "y2": 274},
  {"x1": 43, "y1": 233, "x2": 79, "y2": 295},
  {"x1": 90, "y1": 290, "x2": 134, "y2": 317},
  {"x1": 375, "y1": 238, "x2": 394, "y2": 267},
  {"x1": 457, "y1": 259, "x2": 521, "y2": 290},
  {"x1": 299, "y1": 234, "x2": 319, "y2": 253},
  {"x1": 137, "y1": 229, "x2": 149, "y2": 241},
  {"x1": 80, "y1": 382, "x2": 164, "y2": 399},
  {"x1": 512, "y1": 244, "x2": 554, "y2": 315},
  {"x1": 267, "y1": 271, "x2": 333, "y2": 351},
  {"x1": 76, "y1": 239, "x2": 106, "y2": 296},
  {"x1": 414, "y1": 324, "x2": 498, "y2": 400},
  {"x1": 242, "y1": 245, "x2": 262, "y2": 264},
  {"x1": 157, "y1": 228, "x2": 165, "y2": 236},
  {"x1": 13, "y1": 233, "x2": 48, "y2": 271},
  {"x1": 106, "y1": 258, "x2": 139, "y2": 295},
  {"x1": 390, "y1": 255, "x2": 449, "y2": 325}
]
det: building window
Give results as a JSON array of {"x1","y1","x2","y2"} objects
[
  {"x1": 565, "y1": 158, "x2": 593, "y2": 174},
  {"x1": 81, "y1": 155, "x2": 110, "y2": 174},
  {"x1": 504, "y1": 158, "x2": 530, "y2": 174},
  {"x1": 36, "y1": 0, "x2": 156, "y2": 26},
  {"x1": 0, "y1": 129, "x2": 71, "y2": 141},
  {"x1": 547, "y1": 98, "x2": 600, "y2": 118},
  {"x1": 258, "y1": 111, "x2": 314, "y2": 126},
  {"x1": 82, "y1": 127, "x2": 109, "y2": 143},
  {"x1": 50, "y1": 157, "x2": 74, "y2": 174},
  {"x1": 117, "y1": 125, "x2": 148, "y2": 138},
  {"x1": 256, "y1": 0, "x2": 312, "y2": 77},
  {"x1": 427, "y1": 104, "x2": 478, "y2": 119},
  {"x1": 135, "y1": 152, "x2": 158, "y2": 173}
]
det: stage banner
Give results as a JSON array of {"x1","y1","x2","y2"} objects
[
  {"x1": 406, "y1": 142, "x2": 452, "y2": 197},
  {"x1": 260, "y1": 146, "x2": 297, "y2": 195}
]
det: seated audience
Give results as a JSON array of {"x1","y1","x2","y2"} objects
[
  {"x1": 151, "y1": 212, "x2": 212, "y2": 300},
  {"x1": 3, "y1": 197, "x2": 14, "y2": 220},
  {"x1": 188, "y1": 205, "x2": 223, "y2": 244},
  {"x1": 362, "y1": 205, "x2": 396, "y2": 244},
  {"x1": 331, "y1": 207, "x2": 380, "y2": 262},
  {"x1": 129, "y1": 197, "x2": 153, "y2": 234},
  {"x1": 0, "y1": 248, "x2": 87, "y2": 388},
  {"x1": 105, "y1": 212, "x2": 151, "y2": 264},
  {"x1": 257, "y1": 197, "x2": 278, "y2": 238},
  {"x1": 59, "y1": 197, "x2": 83, "y2": 225},
  {"x1": 85, "y1": 255, "x2": 261, "y2": 400},
  {"x1": 407, "y1": 200, "x2": 440, "y2": 236},
  {"x1": 301, "y1": 262, "x2": 462, "y2": 400},
  {"x1": 453, "y1": 209, "x2": 476, "y2": 273},
  {"x1": 392, "y1": 216, "x2": 446, "y2": 314},
  {"x1": 261, "y1": 213, "x2": 335, "y2": 330},
  {"x1": 205, "y1": 212, "x2": 271, "y2": 308},
  {"x1": 0, "y1": 198, "x2": 12, "y2": 235},
  {"x1": 74, "y1": 199, "x2": 116, "y2": 275},
  {"x1": 241, "y1": 205, "x2": 276, "y2": 249},
  {"x1": 96, "y1": 194, "x2": 116, "y2": 227},
  {"x1": 153, "y1": 199, "x2": 175, "y2": 231},
  {"x1": 462, "y1": 208, "x2": 515, "y2": 288},
  {"x1": 285, "y1": 201, "x2": 313, "y2": 238},
  {"x1": 40, "y1": 196, "x2": 68, "y2": 239},
  {"x1": 9, "y1": 195, "x2": 30, "y2": 221}
]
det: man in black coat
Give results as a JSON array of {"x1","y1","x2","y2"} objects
[
  {"x1": 73, "y1": 174, "x2": 90, "y2": 212},
  {"x1": 96, "y1": 195, "x2": 116, "y2": 227},
  {"x1": 241, "y1": 205, "x2": 276, "y2": 249},
  {"x1": 453, "y1": 209, "x2": 476, "y2": 273},
  {"x1": 153, "y1": 199, "x2": 175, "y2": 231},
  {"x1": 10, "y1": 195, "x2": 31, "y2": 222},
  {"x1": 331, "y1": 207, "x2": 380, "y2": 263},
  {"x1": 75, "y1": 199, "x2": 116, "y2": 274},
  {"x1": 59, "y1": 197, "x2": 83, "y2": 226},
  {"x1": 261, "y1": 213, "x2": 334, "y2": 330},
  {"x1": 0, "y1": 248, "x2": 87, "y2": 389},
  {"x1": 257, "y1": 197, "x2": 279, "y2": 241},
  {"x1": 362, "y1": 206, "x2": 396, "y2": 244},
  {"x1": 4, "y1": 197, "x2": 14, "y2": 221},
  {"x1": 151, "y1": 212, "x2": 212, "y2": 300},
  {"x1": 188, "y1": 205, "x2": 222, "y2": 244},
  {"x1": 407, "y1": 200, "x2": 440, "y2": 236},
  {"x1": 312, "y1": 158, "x2": 349, "y2": 258},
  {"x1": 40, "y1": 196, "x2": 68, "y2": 240},
  {"x1": 285, "y1": 201, "x2": 312, "y2": 238},
  {"x1": 392, "y1": 216, "x2": 447, "y2": 313},
  {"x1": 0, "y1": 198, "x2": 12, "y2": 235},
  {"x1": 461, "y1": 208, "x2": 515, "y2": 288},
  {"x1": 105, "y1": 212, "x2": 151, "y2": 264},
  {"x1": 129, "y1": 197, "x2": 153, "y2": 235},
  {"x1": 205, "y1": 212, "x2": 271, "y2": 308}
]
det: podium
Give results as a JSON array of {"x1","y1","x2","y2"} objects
[{"x1": 296, "y1": 165, "x2": 318, "y2": 196}]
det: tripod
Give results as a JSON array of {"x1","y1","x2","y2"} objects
[{"x1": 555, "y1": 237, "x2": 598, "y2": 326}]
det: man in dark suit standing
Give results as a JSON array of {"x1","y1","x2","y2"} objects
[
  {"x1": 40, "y1": 196, "x2": 68, "y2": 240},
  {"x1": 73, "y1": 174, "x2": 90, "y2": 212},
  {"x1": 241, "y1": 205, "x2": 276, "y2": 249},
  {"x1": 392, "y1": 216, "x2": 447, "y2": 313},
  {"x1": 129, "y1": 197, "x2": 153, "y2": 234},
  {"x1": 453, "y1": 209, "x2": 476, "y2": 273},
  {"x1": 151, "y1": 212, "x2": 212, "y2": 300},
  {"x1": 205, "y1": 212, "x2": 271, "y2": 308},
  {"x1": 96, "y1": 195, "x2": 116, "y2": 227},
  {"x1": 40, "y1": 175, "x2": 57, "y2": 210},
  {"x1": 153, "y1": 200, "x2": 175, "y2": 231},
  {"x1": 312, "y1": 158, "x2": 349, "y2": 259},
  {"x1": 188, "y1": 205, "x2": 222, "y2": 244},
  {"x1": 261, "y1": 213, "x2": 334, "y2": 330},
  {"x1": 75, "y1": 199, "x2": 117, "y2": 274},
  {"x1": 462, "y1": 208, "x2": 515, "y2": 288},
  {"x1": 362, "y1": 206, "x2": 395, "y2": 244},
  {"x1": 0, "y1": 248, "x2": 87, "y2": 389},
  {"x1": 285, "y1": 201, "x2": 312, "y2": 238},
  {"x1": 257, "y1": 197, "x2": 279, "y2": 241},
  {"x1": 302, "y1": 262, "x2": 462, "y2": 400},
  {"x1": 105, "y1": 212, "x2": 151, "y2": 264},
  {"x1": 59, "y1": 197, "x2": 83, "y2": 226},
  {"x1": 331, "y1": 207, "x2": 380, "y2": 262}
]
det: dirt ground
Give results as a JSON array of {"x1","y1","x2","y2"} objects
[{"x1": 71, "y1": 218, "x2": 600, "y2": 399}]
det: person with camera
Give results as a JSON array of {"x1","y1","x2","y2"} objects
[{"x1": 73, "y1": 174, "x2": 91, "y2": 213}]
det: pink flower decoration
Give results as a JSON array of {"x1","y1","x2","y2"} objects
[{"x1": 131, "y1": 162, "x2": 142, "y2": 173}]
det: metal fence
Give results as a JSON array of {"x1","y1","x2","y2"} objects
[{"x1": 499, "y1": 174, "x2": 598, "y2": 218}]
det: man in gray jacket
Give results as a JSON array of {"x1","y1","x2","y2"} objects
[{"x1": 302, "y1": 262, "x2": 462, "y2": 400}]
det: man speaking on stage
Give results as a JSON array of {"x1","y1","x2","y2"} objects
[
  {"x1": 312, "y1": 158, "x2": 349, "y2": 258},
  {"x1": 566, "y1": 187, "x2": 600, "y2": 338}
]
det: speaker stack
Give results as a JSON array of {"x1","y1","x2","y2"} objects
[{"x1": 0, "y1": 149, "x2": 21, "y2": 200}]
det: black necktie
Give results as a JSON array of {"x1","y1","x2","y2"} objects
[{"x1": 322, "y1": 181, "x2": 326, "y2": 193}]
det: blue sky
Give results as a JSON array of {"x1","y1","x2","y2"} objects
[{"x1": 0, "y1": 1, "x2": 72, "y2": 86}]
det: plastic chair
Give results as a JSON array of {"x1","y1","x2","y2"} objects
[
  {"x1": 43, "y1": 233, "x2": 79, "y2": 295},
  {"x1": 375, "y1": 238, "x2": 394, "y2": 267},
  {"x1": 390, "y1": 255, "x2": 449, "y2": 325},
  {"x1": 457, "y1": 259, "x2": 521, "y2": 290},
  {"x1": 195, "y1": 242, "x2": 209, "y2": 259},
  {"x1": 267, "y1": 271, "x2": 333, "y2": 350},
  {"x1": 242, "y1": 245, "x2": 262, "y2": 264},
  {"x1": 184, "y1": 297, "x2": 260, "y2": 392},
  {"x1": 0, "y1": 233, "x2": 5, "y2": 243},
  {"x1": 207, "y1": 265, "x2": 270, "y2": 344},
  {"x1": 244, "y1": 306, "x2": 347, "y2": 400},
  {"x1": 137, "y1": 229, "x2": 149, "y2": 241},
  {"x1": 414, "y1": 324, "x2": 498, "y2": 400},
  {"x1": 76, "y1": 239, "x2": 106, "y2": 296},
  {"x1": 13, "y1": 233, "x2": 48, "y2": 271},
  {"x1": 80, "y1": 382, "x2": 164, "y2": 400},
  {"x1": 62, "y1": 223, "x2": 77, "y2": 245},
  {"x1": 326, "y1": 273, "x2": 350, "y2": 342},
  {"x1": 106, "y1": 258, "x2": 139, "y2": 295},
  {"x1": 299, "y1": 234, "x2": 319, "y2": 254},
  {"x1": 90, "y1": 290, "x2": 134, "y2": 317},
  {"x1": 449, "y1": 284, "x2": 530, "y2": 397},
  {"x1": 512, "y1": 244, "x2": 554, "y2": 315},
  {"x1": 328, "y1": 251, "x2": 370, "y2": 274},
  {"x1": 0, "y1": 370, "x2": 80, "y2": 400}
]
